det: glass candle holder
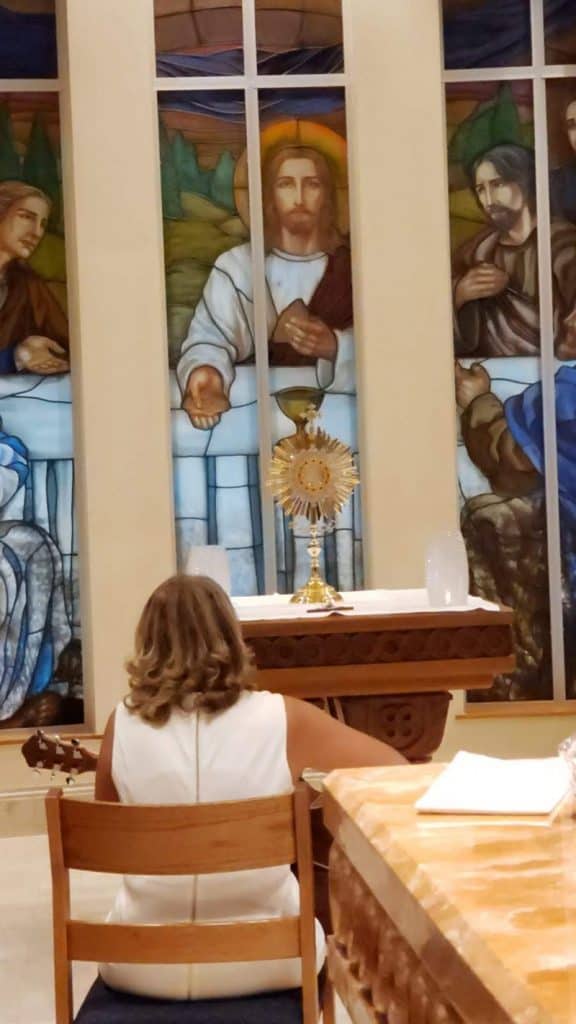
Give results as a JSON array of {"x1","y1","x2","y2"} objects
[
  {"x1": 185, "y1": 545, "x2": 231, "y2": 595},
  {"x1": 425, "y1": 530, "x2": 469, "y2": 608}
]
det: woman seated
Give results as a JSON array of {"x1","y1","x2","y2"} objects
[{"x1": 95, "y1": 574, "x2": 407, "y2": 1001}]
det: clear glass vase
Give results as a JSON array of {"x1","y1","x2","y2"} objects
[
  {"x1": 425, "y1": 530, "x2": 469, "y2": 608},
  {"x1": 558, "y1": 733, "x2": 576, "y2": 798},
  {"x1": 185, "y1": 545, "x2": 231, "y2": 595}
]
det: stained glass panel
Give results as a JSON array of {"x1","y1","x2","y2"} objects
[
  {"x1": 154, "y1": 0, "x2": 244, "y2": 77},
  {"x1": 257, "y1": 87, "x2": 362, "y2": 593},
  {"x1": 255, "y1": 0, "x2": 344, "y2": 75},
  {"x1": 159, "y1": 91, "x2": 265, "y2": 595},
  {"x1": 547, "y1": 78, "x2": 576, "y2": 697},
  {"x1": 442, "y1": 0, "x2": 531, "y2": 71},
  {"x1": 545, "y1": 1, "x2": 576, "y2": 65},
  {"x1": 447, "y1": 81, "x2": 552, "y2": 701},
  {"x1": 0, "y1": 1, "x2": 57, "y2": 79},
  {"x1": 0, "y1": 93, "x2": 82, "y2": 729}
]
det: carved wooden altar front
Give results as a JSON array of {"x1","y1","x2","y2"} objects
[
  {"x1": 241, "y1": 603, "x2": 514, "y2": 762},
  {"x1": 239, "y1": 595, "x2": 514, "y2": 932}
]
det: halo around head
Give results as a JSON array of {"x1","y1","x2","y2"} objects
[{"x1": 234, "y1": 119, "x2": 349, "y2": 234}]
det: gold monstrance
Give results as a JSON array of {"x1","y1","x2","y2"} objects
[{"x1": 269, "y1": 387, "x2": 360, "y2": 605}]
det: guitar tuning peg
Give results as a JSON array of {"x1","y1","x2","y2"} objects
[
  {"x1": 65, "y1": 775, "x2": 76, "y2": 786},
  {"x1": 71, "y1": 738, "x2": 80, "y2": 747}
]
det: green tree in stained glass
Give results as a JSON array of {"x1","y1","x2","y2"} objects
[
  {"x1": 159, "y1": 120, "x2": 183, "y2": 219},
  {"x1": 449, "y1": 85, "x2": 532, "y2": 170},
  {"x1": 210, "y1": 151, "x2": 235, "y2": 212},
  {"x1": 172, "y1": 132, "x2": 211, "y2": 198},
  {"x1": 22, "y1": 115, "x2": 61, "y2": 226},
  {"x1": 0, "y1": 105, "x2": 21, "y2": 180}
]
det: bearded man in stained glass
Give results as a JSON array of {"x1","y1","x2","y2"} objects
[
  {"x1": 453, "y1": 143, "x2": 576, "y2": 359},
  {"x1": 450, "y1": 88, "x2": 576, "y2": 360},
  {"x1": 177, "y1": 131, "x2": 354, "y2": 430}
]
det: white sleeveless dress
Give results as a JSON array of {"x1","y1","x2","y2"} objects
[{"x1": 99, "y1": 690, "x2": 325, "y2": 1000}]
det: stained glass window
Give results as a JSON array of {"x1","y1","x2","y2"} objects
[
  {"x1": 159, "y1": 91, "x2": 265, "y2": 595},
  {"x1": 257, "y1": 88, "x2": 360, "y2": 592},
  {"x1": 155, "y1": 0, "x2": 244, "y2": 77},
  {"x1": 156, "y1": 1, "x2": 359, "y2": 597},
  {"x1": 0, "y1": 92, "x2": 82, "y2": 728},
  {"x1": 446, "y1": 81, "x2": 552, "y2": 702},
  {"x1": 443, "y1": 0, "x2": 531, "y2": 70},
  {"x1": 545, "y1": 1, "x2": 576, "y2": 65},
  {"x1": 443, "y1": 1, "x2": 576, "y2": 704},
  {"x1": 0, "y1": 1, "x2": 58, "y2": 79},
  {"x1": 255, "y1": 0, "x2": 344, "y2": 75},
  {"x1": 546, "y1": 77, "x2": 576, "y2": 698}
]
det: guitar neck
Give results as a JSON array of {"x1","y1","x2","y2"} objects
[{"x1": 21, "y1": 730, "x2": 99, "y2": 777}]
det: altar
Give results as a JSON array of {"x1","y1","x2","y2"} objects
[
  {"x1": 234, "y1": 589, "x2": 514, "y2": 933},
  {"x1": 234, "y1": 590, "x2": 514, "y2": 763},
  {"x1": 323, "y1": 764, "x2": 576, "y2": 1024}
]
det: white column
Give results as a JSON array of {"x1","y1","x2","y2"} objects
[
  {"x1": 58, "y1": 0, "x2": 175, "y2": 729},
  {"x1": 343, "y1": 0, "x2": 458, "y2": 587}
]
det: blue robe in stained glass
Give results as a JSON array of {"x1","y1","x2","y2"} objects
[
  {"x1": 0, "y1": 430, "x2": 71, "y2": 720},
  {"x1": 505, "y1": 365, "x2": 576, "y2": 598}
]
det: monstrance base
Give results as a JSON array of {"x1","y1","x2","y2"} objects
[{"x1": 290, "y1": 577, "x2": 343, "y2": 606}]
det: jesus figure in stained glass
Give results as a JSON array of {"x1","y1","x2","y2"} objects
[{"x1": 176, "y1": 125, "x2": 355, "y2": 430}]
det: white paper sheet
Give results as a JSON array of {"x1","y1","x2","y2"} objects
[{"x1": 415, "y1": 751, "x2": 571, "y2": 816}]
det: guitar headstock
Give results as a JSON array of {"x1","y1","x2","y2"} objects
[{"x1": 21, "y1": 729, "x2": 98, "y2": 781}]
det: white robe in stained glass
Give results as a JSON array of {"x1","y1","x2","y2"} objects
[{"x1": 176, "y1": 243, "x2": 356, "y2": 398}]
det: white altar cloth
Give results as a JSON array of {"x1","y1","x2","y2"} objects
[{"x1": 233, "y1": 589, "x2": 500, "y2": 622}]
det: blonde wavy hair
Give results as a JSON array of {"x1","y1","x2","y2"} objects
[{"x1": 125, "y1": 575, "x2": 255, "y2": 725}]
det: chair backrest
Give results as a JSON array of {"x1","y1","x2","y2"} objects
[{"x1": 46, "y1": 783, "x2": 319, "y2": 1024}]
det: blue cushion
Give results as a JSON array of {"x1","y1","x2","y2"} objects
[{"x1": 75, "y1": 977, "x2": 306, "y2": 1023}]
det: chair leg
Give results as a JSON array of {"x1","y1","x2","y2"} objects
[{"x1": 321, "y1": 972, "x2": 336, "y2": 1024}]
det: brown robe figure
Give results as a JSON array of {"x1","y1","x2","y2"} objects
[
  {"x1": 0, "y1": 180, "x2": 69, "y2": 376},
  {"x1": 453, "y1": 221, "x2": 576, "y2": 360},
  {"x1": 0, "y1": 261, "x2": 69, "y2": 374},
  {"x1": 269, "y1": 245, "x2": 353, "y2": 367}
]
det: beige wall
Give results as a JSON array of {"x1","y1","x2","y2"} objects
[
  {"x1": 344, "y1": 0, "x2": 458, "y2": 587},
  {"x1": 58, "y1": 0, "x2": 175, "y2": 730},
  {"x1": 0, "y1": 0, "x2": 567, "y2": 798},
  {"x1": 436, "y1": 694, "x2": 576, "y2": 761}
]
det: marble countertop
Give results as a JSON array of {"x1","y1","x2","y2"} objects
[{"x1": 324, "y1": 764, "x2": 576, "y2": 1024}]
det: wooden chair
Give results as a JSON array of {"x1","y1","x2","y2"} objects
[{"x1": 46, "y1": 782, "x2": 335, "y2": 1024}]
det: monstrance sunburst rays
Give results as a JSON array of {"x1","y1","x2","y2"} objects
[
  {"x1": 268, "y1": 407, "x2": 360, "y2": 604},
  {"x1": 268, "y1": 427, "x2": 359, "y2": 525}
]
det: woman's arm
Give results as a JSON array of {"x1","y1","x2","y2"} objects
[
  {"x1": 94, "y1": 711, "x2": 120, "y2": 802},
  {"x1": 285, "y1": 696, "x2": 408, "y2": 784}
]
